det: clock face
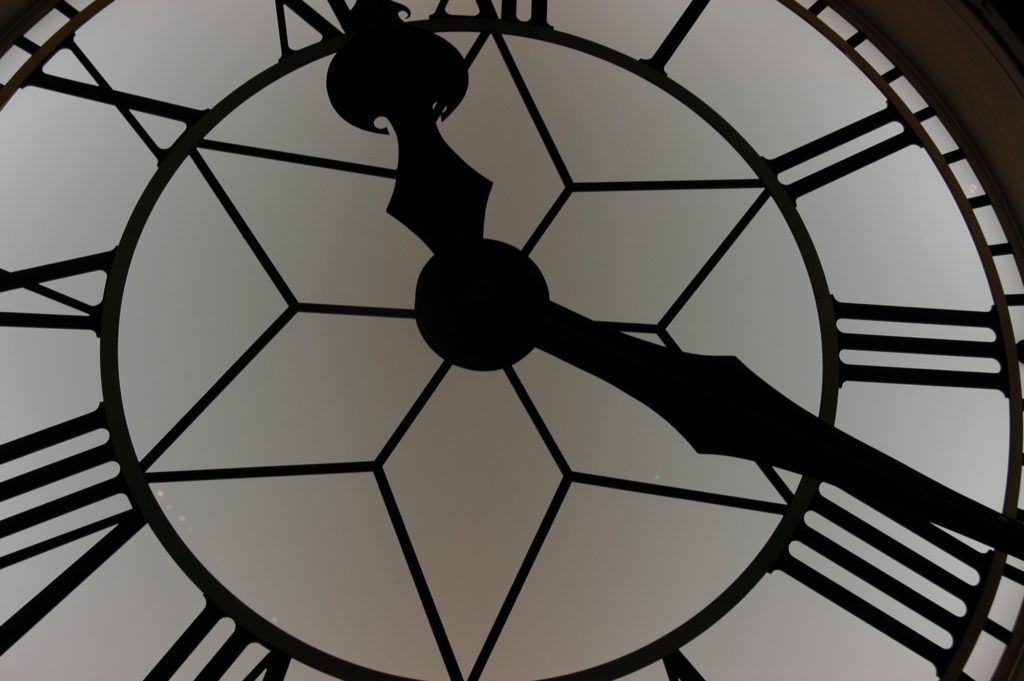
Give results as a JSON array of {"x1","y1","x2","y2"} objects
[{"x1": 1, "y1": 1, "x2": 1023, "y2": 680}]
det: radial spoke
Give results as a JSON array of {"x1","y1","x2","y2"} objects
[
  {"x1": 504, "y1": 367, "x2": 570, "y2": 474},
  {"x1": 467, "y1": 479, "x2": 570, "y2": 681},
  {"x1": 146, "y1": 460, "x2": 375, "y2": 483},
  {"x1": 296, "y1": 302, "x2": 416, "y2": 319},
  {"x1": 463, "y1": 32, "x2": 489, "y2": 67},
  {"x1": 522, "y1": 187, "x2": 570, "y2": 256},
  {"x1": 191, "y1": 151, "x2": 297, "y2": 306},
  {"x1": 574, "y1": 178, "x2": 763, "y2": 192},
  {"x1": 572, "y1": 472, "x2": 787, "y2": 514},
  {"x1": 376, "y1": 361, "x2": 451, "y2": 466},
  {"x1": 660, "y1": 190, "x2": 769, "y2": 329},
  {"x1": 493, "y1": 35, "x2": 572, "y2": 185},
  {"x1": 759, "y1": 464, "x2": 795, "y2": 502},
  {"x1": 197, "y1": 139, "x2": 397, "y2": 179},
  {"x1": 375, "y1": 471, "x2": 463, "y2": 681},
  {"x1": 141, "y1": 308, "x2": 296, "y2": 470}
]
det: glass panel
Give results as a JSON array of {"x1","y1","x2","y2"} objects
[
  {"x1": 532, "y1": 188, "x2": 764, "y2": 323},
  {"x1": 152, "y1": 314, "x2": 438, "y2": 471},
  {"x1": 387, "y1": 367, "x2": 562, "y2": 678},
  {"x1": 799, "y1": 146, "x2": 991, "y2": 310},
  {"x1": 684, "y1": 571, "x2": 935, "y2": 681},
  {"x1": 72, "y1": 0, "x2": 281, "y2": 109},
  {"x1": 488, "y1": 483, "x2": 779, "y2": 679},
  {"x1": 1, "y1": 529, "x2": 209, "y2": 681},
  {"x1": 118, "y1": 159, "x2": 289, "y2": 456},
  {"x1": 666, "y1": 0, "x2": 886, "y2": 159}
]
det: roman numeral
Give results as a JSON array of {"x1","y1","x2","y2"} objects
[
  {"x1": 0, "y1": 406, "x2": 145, "y2": 654},
  {"x1": 274, "y1": 0, "x2": 346, "y2": 56},
  {"x1": 0, "y1": 250, "x2": 114, "y2": 334},
  {"x1": 768, "y1": 105, "x2": 919, "y2": 199},
  {"x1": 775, "y1": 489, "x2": 990, "y2": 674},
  {"x1": 834, "y1": 298, "x2": 1007, "y2": 394},
  {"x1": 432, "y1": 0, "x2": 551, "y2": 27},
  {"x1": 145, "y1": 599, "x2": 291, "y2": 681},
  {"x1": 642, "y1": 0, "x2": 712, "y2": 72},
  {"x1": 663, "y1": 650, "x2": 706, "y2": 680}
]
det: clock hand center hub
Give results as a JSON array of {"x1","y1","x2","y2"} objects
[{"x1": 415, "y1": 239, "x2": 549, "y2": 371}]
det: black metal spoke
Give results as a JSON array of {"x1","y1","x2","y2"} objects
[
  {"x1": 296, "y1": 302, "x2": 416, "y2": 319},
  {"x1": 376, "y1": 361, "x2": 451, "y2": 466},
  {"x1": 643, "y1": 0, "x2": 712, "y2": 72},
  {"x1": 660, "y1": 190, "x2": 769, "y2": 329},
  {"x1": 572, "y1": 472, "x2": 787, "y2": 514},
  {"x1": 492, "y1": 35, "x2": 572, "y2": 186},
  {"x1": 197, "y1": 139, "x2": 397, "y2": 179},
  {"x1": 141, "y1": 308, "x2": 296, "y2": 471},
  {"x1": 595, "y1": 320, "x2": 662, "y2": 335},
  {"x1": 375, "y1": 470, "x2": 464, "y2": 681},
  {"x1": 759, "y1": 464, "x2": 794, "y2": 502},
  {"x1": 65, "y1": 41, "x2": 162, "y2": 157},
  {"x1": 522, "y1": 187, "x2": 571, "y2": 256},
  {"x1": 191, "y1": 150, "x2": 297, "y2": 306},
  {"x1": 467, "y1": 478, "x2": 570, "y2": 681},
  {"x1": 574, "y1": 179, "x2": 762, "y2": 192},
  {"x1": 504, "y1": 367, "x2": 570, "y2": 474},
  {"x1": 147, "y1": 460, "x2": 375, "y2": 483}
]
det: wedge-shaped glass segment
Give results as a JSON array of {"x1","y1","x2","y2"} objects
[
  {"x1": 151, "y1": 474, "x2": 446, "y2": 679},
  {"x1": 118, "y1": 158, "x2": 289, "y2": 457},
  {"x1": 150, "y1": 313, "x2": 438, "y2": 472}
]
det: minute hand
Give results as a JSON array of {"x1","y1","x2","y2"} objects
[{"x1": 535, "y1": 301, "x2": 1024, "y2": 557}]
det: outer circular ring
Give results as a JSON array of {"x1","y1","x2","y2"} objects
[{"x1": 102, "y1": 18, "x2": 832, "y2": 681}]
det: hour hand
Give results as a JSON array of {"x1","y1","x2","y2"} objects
[
  {"x1": 324, "y1": 0, "x2": 491, "y2": 254},
  {"x1": 535, "y1": 301, "x2": 1024, "y2": 558}
]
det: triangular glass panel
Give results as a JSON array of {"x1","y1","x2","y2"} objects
[
  {"x1": 385, "y1": 368, "x2": 563, "y2": 677},
  {"x1": 531, "y1": 188, "x2": 764, "y2": 323},
  {"x1": 151, "y1": 313, "x2": 439, "y2": 472},
  {"x1": 116, "y1": 157, "x2": 289, "y2": 458},
  {"x1": 152, "y1": 474, "x2": 447, "y2": 679},
  {"x1": 506, "y1": 36, "x2": 755, "y2": 183},
  {"x1": 515, "y1": 348, "x2": 781, "y2": 505},
  {"x1": 201, "y1": 148, "x2": 425, "y2": 308}
]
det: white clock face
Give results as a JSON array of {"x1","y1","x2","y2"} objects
[{"x1": 1, "y1": 1, "x2": 1023, "y2": 681}]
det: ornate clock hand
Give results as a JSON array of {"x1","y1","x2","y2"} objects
[
  {"x1": 535, "y1": 301, "x2": 1024, "y2": 558},
  {"x1": 325, "y1": 0, "x2": 491, "y2": 254}
]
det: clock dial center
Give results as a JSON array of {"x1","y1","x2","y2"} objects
[{"x1": 415, "y1": 239, "x2": 549, "y2": 371}]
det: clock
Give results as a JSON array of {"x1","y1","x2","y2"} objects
[{"x1": 1, "y1": 0, "x2": 1024, "y2": 680}]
